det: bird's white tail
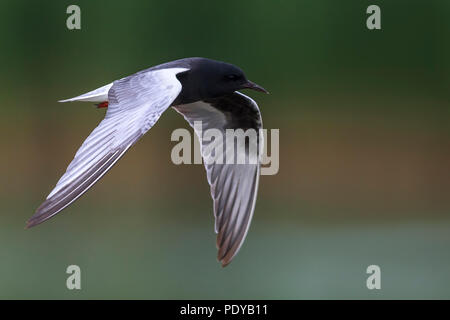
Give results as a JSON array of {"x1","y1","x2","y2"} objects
[{"x1": 58, "y1": 82, "x2": 113, "y2": 103}]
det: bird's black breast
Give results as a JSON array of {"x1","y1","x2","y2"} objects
[{"x1": 203, "y1": 93, "x2": 261, "y2": 131}]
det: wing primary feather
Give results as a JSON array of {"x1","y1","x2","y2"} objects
[
  {"x1": 26, "y1": 146, "x2": 128, "y2": 228},
  {"x1": 219, "y1": 166, "x2": 259, "y2": 266}
]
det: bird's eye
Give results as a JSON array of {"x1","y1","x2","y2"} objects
[{"x1": 227, "y1": 74, "x2": 239, "y2": 80}]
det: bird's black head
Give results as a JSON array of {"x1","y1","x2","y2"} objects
[{"x1": 175, "y1": 58, "x2": 268, "y2": 104}]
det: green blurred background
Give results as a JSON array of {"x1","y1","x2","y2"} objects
[{"x1": 0, "y1": 0, "x2": 449, "y2": 299}]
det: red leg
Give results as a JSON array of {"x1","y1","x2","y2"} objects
[{"x1": 96, "y1": 101, "x2": 109, "y2": 109}]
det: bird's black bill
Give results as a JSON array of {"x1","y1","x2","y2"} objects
[{"x1": 241, "y1": 80, "x2": 269, "y2": 94}]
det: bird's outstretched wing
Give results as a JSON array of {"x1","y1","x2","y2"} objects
[
  {"x1": 174, "y1": 92, "x2": 263, "y2": 266},
  {"x1": 27, "y1": 67, "x2": 188, "y2": 228}
]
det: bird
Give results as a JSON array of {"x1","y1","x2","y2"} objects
[{"x1": 27, "y1": 57, "x2": 268, "y2": 267}]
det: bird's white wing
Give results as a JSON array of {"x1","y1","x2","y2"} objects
[
  {"x1": 174, "y1": 91, "x2": 263, "y2": 266},
  {"x1": 27, "y1": 67, "x2": 188, "y2": 228}
]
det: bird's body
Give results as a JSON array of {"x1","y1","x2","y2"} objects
[{"x1": 28, "y1": 57, "x2": 268, "y2": 267}]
